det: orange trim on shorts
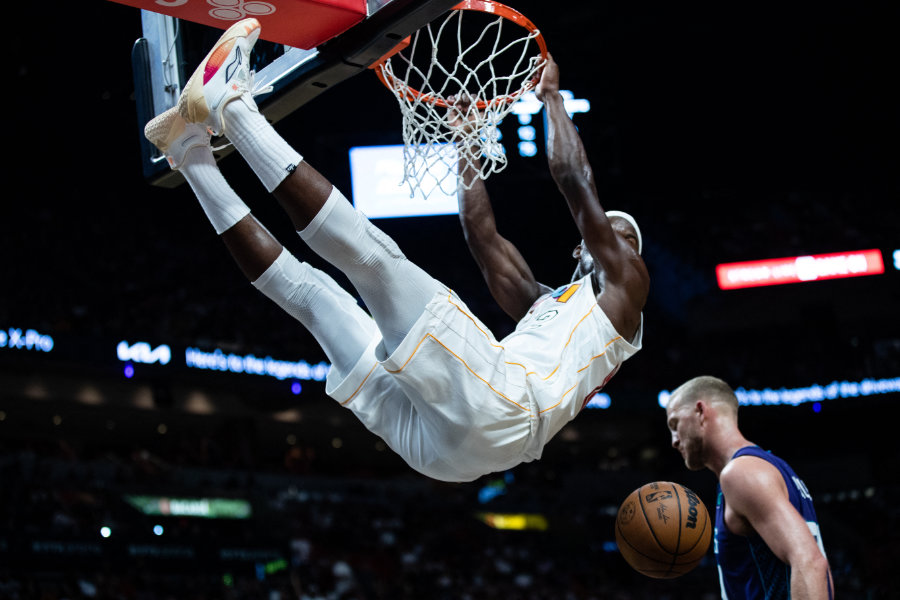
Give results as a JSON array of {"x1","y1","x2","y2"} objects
[
  {"x1": 369, "y1": 292, "x2": 623, "y2": 415},
  {"x1": 385, "y1": 333, "x2": 531, "y2": 412},
  {"x1": 340, "y1": 362, "x2": 381, "y2": 406},
  {"x1": 445, "y1": 294, "x2": 505, "y2": 350},
  {"x1": 443, "y1": 294, "x2": 536, "y2": 374}
]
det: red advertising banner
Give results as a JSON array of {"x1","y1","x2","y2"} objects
[{"x1": 716, "y1": 249, "x2": 885, "y2": 290}]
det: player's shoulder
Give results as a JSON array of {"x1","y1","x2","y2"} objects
[{"x1": 720, "y1": 454, "x2": 787, "y2": 504}]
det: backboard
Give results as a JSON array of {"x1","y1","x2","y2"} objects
[{"x1": 126, "y1": 0, "x2": 460, "y2": 187}]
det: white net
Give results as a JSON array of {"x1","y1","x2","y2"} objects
[{"x1": 376, "y1": 5, "x2": 546, "y2": 199}]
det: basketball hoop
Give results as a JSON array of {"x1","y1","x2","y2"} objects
[{"x1": 371, "y1": 0, "x2": 548, "y2": 199}]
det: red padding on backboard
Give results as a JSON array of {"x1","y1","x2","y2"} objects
[{"x1": 108, "y1": 0, "x2": 368, "y2": 49}]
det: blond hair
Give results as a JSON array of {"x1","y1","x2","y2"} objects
[{"x1": 670, "y1": 375, "x2": 739, "y2": 418}]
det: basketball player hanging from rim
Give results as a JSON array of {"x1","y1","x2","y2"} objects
[{"x1": 143, "y1": 17, "x2": 649, "y2": 482}]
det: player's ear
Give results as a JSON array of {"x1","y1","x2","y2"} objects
[
  {"x1": 572, "y1": 243, "x2": 582, "y2": 259},
  {"x1": 694, "y1": 400, "x2": 706, "y2": 422}
]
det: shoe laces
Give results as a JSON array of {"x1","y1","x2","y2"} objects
[
  {"x1": 210, "y1": 137, "x2": 231, "y2": 152},
  {"x1": 248, "y1": 70, "x2": 274, "y2": 99}
]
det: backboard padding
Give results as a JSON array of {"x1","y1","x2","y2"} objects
[{"x1": 132, "y1": 0, "x2": 460, "y2": 187}]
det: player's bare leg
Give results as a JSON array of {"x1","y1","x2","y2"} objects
[
  {"x1": 176, "y1": 18, "x2": 444, "y2": 354},
  {"x1": 220, "y1": 214, "x2": 282, "y2": 281},
  {"x1": 143, "y1": 106, "x2": 375, "y2": 379},
  {"x1": 272, "y1": 161, "x2": 334, "y2": 231}
]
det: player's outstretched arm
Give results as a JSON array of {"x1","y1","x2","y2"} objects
[
  {"x1": 451, "y1": 98, "x2": 550, "y2": 321},
  {"x1": 720, "y1": 458, "x2": 834, "y2": 600},
  {"x1": 536, "y1": 55, "x2": 647, "y2": 337},
  {"x1": 536, "y1": 55, "x2": 629, "y2": 285}
]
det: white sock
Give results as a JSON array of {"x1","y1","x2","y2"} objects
[
  {"x1": 180, "y1": 145, "x2": 251, "y2": 234},
  {"x1": 223, "y1": 100, "x2": 303, "y2": 193},
  {"x1": 252, "y1": 249, "x2": 377, "y2": 379}
]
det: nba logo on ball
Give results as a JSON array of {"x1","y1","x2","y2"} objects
[{"x1": 615, "y1": 481, "x2": 712, "y2": 578}]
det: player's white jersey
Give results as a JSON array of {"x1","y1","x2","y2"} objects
[
  {"x1": 504, "y1": 276, "x2": 643, "y2": 452},
  {"x1": 326, "y1": 275, "x2": 642, "y2": 482}
]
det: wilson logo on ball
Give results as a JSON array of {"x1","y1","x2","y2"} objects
[{"x1": 684, "y1": 487, "x2": 701, "y2": 529}]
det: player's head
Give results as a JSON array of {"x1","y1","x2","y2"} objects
[
  {"x1": 570, "y1": 211, "x2": 642, "y2": 282},
  {"x1": 606, "y1": 211, "x2": 642, "y2": 254},
  {"x1": 665, "y1": 376, "x2": 739, "y2": 471}
]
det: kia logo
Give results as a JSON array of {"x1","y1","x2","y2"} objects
[{"x1": 117, "y1": 341, "x2": 172, "y2": 365}]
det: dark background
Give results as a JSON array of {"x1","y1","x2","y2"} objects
[{"x1": 2, "y1": 1, "x2": 898, "y2": 598}]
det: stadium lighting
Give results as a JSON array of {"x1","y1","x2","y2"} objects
[
  {"x1": 511, "y1": 90, "x2": 590, "y2": 157},
  {"x1": 659, "y1": 376, "x2": 900, "y2": 408},
  {"x1": 0, "y1": 327, "x2": 54, "y2": 352}
]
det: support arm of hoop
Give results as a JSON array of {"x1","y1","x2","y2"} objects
[{"x1": 368, "y1": 36, "x2": 411, "y2": 68}]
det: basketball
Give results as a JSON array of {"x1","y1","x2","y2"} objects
[{"x1": 615, "y1": 481, "x2": 712, "y2": 578}]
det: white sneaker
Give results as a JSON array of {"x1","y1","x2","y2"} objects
[
  {"x1": 144, "y1": 107, "x2": 210, "y2": 170},
  {"x1": 178, "y1": 18, "x2": 262, "y2": 137}
]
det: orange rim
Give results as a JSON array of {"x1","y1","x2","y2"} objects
[{"x1": 372, "y1": 0, "x2": 548, "y2": 109}]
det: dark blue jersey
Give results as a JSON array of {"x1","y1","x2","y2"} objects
[{"x1": 714, "y1": 446, "x2": 829, "y2": 600}]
